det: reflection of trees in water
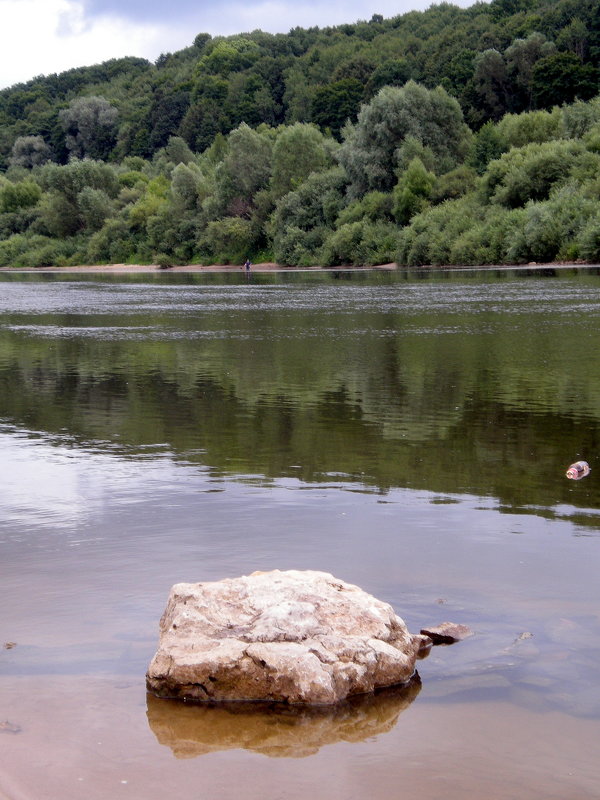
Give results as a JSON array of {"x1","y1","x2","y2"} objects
[
  {"x1": 146, "y1": 676, "x2": 421, "y2": 759},
  {"x1": 1, "y1": 294, "x2": 599, "y2": 514}
]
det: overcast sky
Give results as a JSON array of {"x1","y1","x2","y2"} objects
[{"x1": 0, "y1": 0, "x2": 478, "y2": 90}]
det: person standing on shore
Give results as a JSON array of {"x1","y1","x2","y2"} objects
[{"x1": 244, "y1": 258, "x2": 252, "y2": 273}]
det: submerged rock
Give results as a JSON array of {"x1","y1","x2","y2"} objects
[
  {"x1": 420, "y1": 622, "x2": 473, "y2": 644},
  {"x1": 146, "y1": 570, "x2": 422, "y2": 705}
]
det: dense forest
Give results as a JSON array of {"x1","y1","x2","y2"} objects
[{"x1": 0, "y1": 0, "x2": 599, "y2": 268}]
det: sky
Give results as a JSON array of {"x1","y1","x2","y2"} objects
[{"x1": 0, "y1": 0, "x2": 477, "y2": 90}]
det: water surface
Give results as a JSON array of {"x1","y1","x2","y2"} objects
[{"x1": 1, "y1": 268, "x2": 600, "y2": 799}]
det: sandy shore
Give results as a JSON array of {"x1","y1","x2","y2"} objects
[
  {"x1": 0, "y1": 261, "x2": 591, "y2": 274},
  {"x1": 0, "y1": 262, "x2": 398, "y2": 274}
]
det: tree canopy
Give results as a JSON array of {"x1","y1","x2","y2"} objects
[{"x1": 0, "y1": 0, "x2": 599, "y2": 269}]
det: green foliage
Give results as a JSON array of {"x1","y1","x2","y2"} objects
[
  {"x1": 321, "y1": 220, "x2": 400, "y2": 266},
  {"x1": 431, "y1": 165, "x2": 478, "y2": 203},
  {"x1": 468, "y1": 121, "x2": 508, "y2": 174},
  {"x1": 561, "y1": 97, "x2": 600, "y2": 139},
  {"x1": 59, "y1": 96, "x2": 119, "y2": 160},
  {"x1": 1, "y1": 3, "x2": 600, "y2": 269},
  {"x1": 9, "y1": 135, "x2": 51, "y2": 168},
  {"x1": 0, "y1": 180, "x2": 42, "y2": 213},
  {"x1": 86, "y1": 217, "x2": 139, "y2": 263},
  {"x1": 270, "y1": 123, "x2": 333, "y2": 198},
  {"x1": 517, "y1": 184, "x2": 596, "y2": 262},
  {"x1": 40, "y1": 159, "x2": 120, "y2": 201},
  {"x1": 497, "y1": 108, "x2": 561, "y2": 147},
  {"x1": 393, "y1": 158, "x2": 436, "y2": 225},
  {"x1": 200, "y1": 216, "x2": 256, "y2": 263},
  {"x1": 77, "y1": 187, "x2": 114, "y2": 232},
  {"x1": 335, "y1": 191, "x2": 394, "y2": 225},
  {"x1": 578, "y1": 211, "x2": 600, "y2": 261},
  {"x1": 171, "y1": 162, "x2": 204, "y2": 211},
  {"x1": 482, "y1": 140, "x2": 586, "y2": 206},
  {"x1": 531, "y1": 52, "x2": 599, "y2": 108},
  {"x1": 396, "y1": 137, "x2": 438, "y2": 176},
  {"x1": 0, "y1": 232, "x2": 75, "y2": 267},
  {"x1": 271, "y1": 167, "x2": 347, "y2": 264},
  {"x1": 198, "y1": 38, "x2": 261, "y2": 76},
  {"x1": 397, "y1": 197, "x2": 527, "y2": 266},
  {"x1": 473, "y1": 49, "x2": 509, "y2": 121},
  {"x1": 215, "y1": 123, "x2": 273, "y2": 215},
  {"x1": 338, "y1": 82, "x2": 471, "y2": 197},
  {"x1": 364, "y1": 59, "x2": 411, "y2": 99},
  {"x1": 311, "y1": 78, "x2": 364, "y2": 138}
]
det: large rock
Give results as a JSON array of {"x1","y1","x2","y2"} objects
[{"x1": 146, "y1": 569, "x2": 422, "y2": 705}]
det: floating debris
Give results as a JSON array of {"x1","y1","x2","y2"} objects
[
  {"x1": 3, "y1": 642, "x2": 16, "y2": 649},
  {"x1": 566, "y1": 461, "x2": 590, "y2": 480}
]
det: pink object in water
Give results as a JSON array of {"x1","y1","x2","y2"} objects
[{"x1": 566, "y1": 461, "x2": 591, "y2": 480}]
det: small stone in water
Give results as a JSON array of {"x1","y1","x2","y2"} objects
[
  {"x1": 0, "y1": 721, "x2": 21, "y2": 734},
  {"x1": 420, "y1": 622, "x2": 473, "y2": 644}
]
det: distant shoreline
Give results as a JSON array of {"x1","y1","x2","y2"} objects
[
  {"x1": 0, "y1": 261, "x2": 593, "y2": 274},
  {"x1": 0, "y1": 262, "x2": 396, "y2": 273}
]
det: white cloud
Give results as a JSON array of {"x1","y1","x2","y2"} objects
[{"x1": 0, "y1": 0, "x2": 171, "y2": 88}]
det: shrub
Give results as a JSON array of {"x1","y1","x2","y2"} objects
[
  {"x1": 578, "y1": 212, "x2": 600, "y2": 262},
  {"x1": 200, "y1": 217, "x2": 255, "y2": 264},
  {"x1": 336, "y1": 191, "x2": 394, "y2": 225},
  {"x1": 322, "y1": 220, "x2": 400, "y2": 266},
  {"x1": 483, "y1": 140, "x2": 585, "y2": 207}
]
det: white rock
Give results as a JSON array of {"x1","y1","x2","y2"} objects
[{"x1": 146, "y1": 569, "x2": 421, "y2": 705}]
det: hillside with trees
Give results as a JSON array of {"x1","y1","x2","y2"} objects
[{"x1": 0, "y1": 0, "x2": 599, "y2": 268}]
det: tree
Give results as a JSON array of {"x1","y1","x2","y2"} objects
[
  {"x1": 198, "y1": 37, "x2": 261, "y2": 76},
  {"x1": 531, "y1": 52, "x2": 599, "y2": 108},
  {"x1": 271, "y1": 166, "x2": 347, "y2": 264},
  {"x1": 311, "y1": 78, "x2": 364, "y2": 138},
  {"x1": 338, "y1": 82, "x2": 472, "y2": 197},
  {"x1": 171, "y1": 162, "x2": 205, "y2": 211},
  {"x1": 214, "y1": 123, "x2": 273, "y2": 216},
  {"x1": 147, "y1": 90, "x2": 190, "y2": 151},
  {"x1": 483, "y1": 140, "x2": 584, "y2": 207},
  {"x1": 200, "y1": 217, "x2": 256, "y2": 263},
  {"x1": 270, "y1": 123, "x2": 333, "y2": 198},
  {"x1": 77, "y1": 187, "x2": 114, "y2": 231},
  {"x1": 473, "y1": 50, "x2": 509, "y2": 121},
  {"x1": 9, "y1": 135, "x2": 51, "y2": 168},
  {"x1": 179, "y1": 99, "x2": 229, "y2": 153},
  {"x1": 505, "y1": 32, "x2": 556, "y2": 111},
  {"x1": 468, "y1": 121, "x2": 507, "y2": 174},
  {"x1": 0, "y1": 180, "x2": 42, "y2": 213},
  {"x1": 59, "y1": 96, "x2": 118, "y2": 159},
  {"x1": 364, "y1": 59, "x2": 411, "y2": 99},
  {"x1": 393, "y1": 157, "x2": 436, "y2": 224},
  {"x1": 37, "y1": 159, "x2": 120, "y2": 236}
]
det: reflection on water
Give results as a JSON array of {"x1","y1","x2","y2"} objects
[
  {"x1": 1, "y1": 269, "x2": 600, "y2": 799},
  {"x1": 147, "y1": 678, "x2": 421, "y2": 759},
  {"x1": 1, "y1": 269, "x2": 600, "y2": 514}
]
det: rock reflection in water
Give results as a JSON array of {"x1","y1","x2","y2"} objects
[{"x1": 146, "y1": 676, "x2": 421, "y2": 759}]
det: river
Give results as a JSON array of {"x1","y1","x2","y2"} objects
[{"x1": 1, "y1": 267, "x2": 599, "y2": 799}]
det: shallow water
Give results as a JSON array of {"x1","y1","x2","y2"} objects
[{"x1": 1, "y1": 267, "x2": 600, "y2": 799}]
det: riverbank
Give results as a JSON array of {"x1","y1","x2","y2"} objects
[
  {"x1": 0, "y1": 262, "x2": 398, "y2": 273},
  {"x1": 0, "y1": 260, "x2": 594, "y2": 274}
]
